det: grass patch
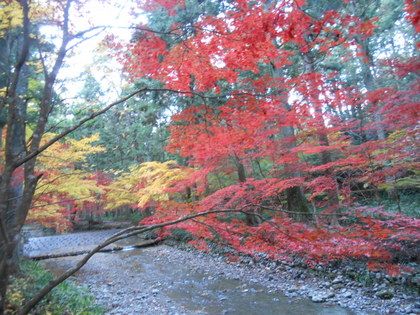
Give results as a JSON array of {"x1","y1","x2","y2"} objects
[
  {"x1": 169, "y1": 228, "x2": 193, "y2": 242},
  {"x1": 6, "y1": 259, "x2": 103, "y2": 315}
]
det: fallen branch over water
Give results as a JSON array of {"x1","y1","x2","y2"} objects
[
  {"x1": 19, "y1": 205, "x2": 263, "y2": 314},
  {"x1": 30, "y1": 239, "x2": 162, "y2": 260}
]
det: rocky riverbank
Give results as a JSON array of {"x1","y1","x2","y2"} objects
[
  {"x1": 162, "y1": 242, "x2": 419, "y2": 314},
  {"x1": 41, "y1": 242, "x2": 419, "y2": 315}
]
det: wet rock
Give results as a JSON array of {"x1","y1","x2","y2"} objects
[
  {"x1": 311, "y1": 294, "x2": 326, "y2": 303},
  {"x1": 333, "y1": 283, "x2": 344, "y2": 290},
  {"x1": 332, "y1": 276, "x2": 343, "y2": 284},
  {"x1": 376, "y1": 289, "x2": 394, "y2": 300},
  {"x1": 411, "y1": 274, "x2": 420, "y2": 286},
  {"x1": 311, "y1": 291, "x2": 335, "y2": 303}
]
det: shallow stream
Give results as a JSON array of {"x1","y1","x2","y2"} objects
[{"x1": 44, "y1": 246, "x2": 355, "y2": 314}]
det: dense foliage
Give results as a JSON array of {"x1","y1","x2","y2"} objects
[
  {"x1": 117, "y1": 0, "x2": 419, "y2": 273},
  {"x1": 19, "y1": 0, "x2": 420, "y2": 273},
  {"x1": 0, "y1": 2, "x2": 419, "y2": 309}
]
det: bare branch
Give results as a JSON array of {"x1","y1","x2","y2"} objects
[
  {"x1": 14, "y1": 88, "x2": 263, "y2": 168},
  {"x1": 19, "y1": 205, "x2": 276, "y2": 314}
]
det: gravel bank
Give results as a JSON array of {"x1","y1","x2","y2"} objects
[{"x1": 41, "y1": 244, "x2": 419, "y2": 315}]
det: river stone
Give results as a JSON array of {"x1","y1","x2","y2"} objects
[
  {"x1": 412, "y1": 275, "x2": 420, "y2": 286},
  {"x1": 376, "y1": 289, "x2": 394, "y2": 300},
  {"x1": 311, "y1": 294, "x2": 326, "y2": 303},
  {"x1": 311, "y1": 291, "x2": 335, "y2": 303},
  {"x1": 287, "y1": 285, "x2": 299, "y2": 293},
  {"x1": 333, "y1": 283, "x2": 345, "y2": 290}
]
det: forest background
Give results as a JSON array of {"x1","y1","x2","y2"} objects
[{"x1": 0, "y1": 0, "x2": 419, "y2": 312}]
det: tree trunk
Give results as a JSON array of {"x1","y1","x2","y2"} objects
[
  {"x1": 0, "y1": 47, "x2": 30, "y2": 315},
  {"x1": 357, "y1": 39, "x2": 387, "y2": 141},
  {"x1": 302, "y1": 52, "x2": 341, "y2": 223},
  {"x1": 271, "y1": 67, "x2": 312, "y2": 222},
  {"x1": 355, "y1": 33, "x2": 398, "y2": 200},
  {"x1": 0, "y1": 1, "x2": 70, "y2": 310},
  {"x1": 286, "y1": 186, "x2": 312, "y2": 221},
  {"x1": 281, "y1": 123, "x2": 312, "y2": 222},
  {"x1": 235, "y1": 157, "x2": 261, "y2": 226}
]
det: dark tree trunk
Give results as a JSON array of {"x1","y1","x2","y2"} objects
[
  {"x1": 281, "y1": 124, "x2": 312, "y2": 222},
  {"x1": 271, "y1": 63, "x2": 312, "y2": 222},
  {"x1": 354, "y1": 28, "x2": 397, "y2": 200},
  {"x1": 0, "y1": 2, "x2": 31, "y2": 309},
  {"x1": 286, "y1": 186, "x2": 311, "y2": 221},
  {"x1": 302, "y1": 52, "x2": 341, "y2": 223},
  {"x1": 0, "y1": 1, "x2": 71, "y2": 310},
  {"x1": 235, "y1": 157, "x2": 261, "y2": 226}
]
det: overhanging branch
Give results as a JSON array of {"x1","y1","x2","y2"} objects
[
  {"x1": 14, "y1": 88, "x2": 263, "y2": 168},
  {"x1": 19, "y1": 204, "x2": 293, "y2": 314}
]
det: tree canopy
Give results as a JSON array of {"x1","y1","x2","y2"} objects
[{"x1": 0, "y1": 0, "x2": 419, "y2": 313}]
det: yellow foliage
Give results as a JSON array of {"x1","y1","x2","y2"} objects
[
  {"x1": 0, "y1": 1, "x2": 23, "y2": 36},
  {"x1": 37, "y1": 133, "x2": 105, "y2": 170},
  {"x1": 0, "y1": 1, "x2": 72, "y2": 37},
  {"x1": 387, "y1": 129, "x2": 407, "y2": 143},
  {"x1": 106, "y1": 161, "x2": 192, "y2": 210},
  {"x1": 28, "y1": 134, "x2": 105, "y2": 230}
]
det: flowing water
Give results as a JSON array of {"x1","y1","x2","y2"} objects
[{"x1": 42, "y1": 244, "x2": 356, "y2": 314}]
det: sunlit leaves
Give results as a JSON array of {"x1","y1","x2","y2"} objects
[
  {"x1": 0, "y1": 0, "x2": 23, "y2": 36},
  {"x1": 106, "y1": 161, "x2": 193, "y2": 210},
  {"x1": 22, "y1": 0, "x2": 416, "y2": 273},
  {"x1": 28, "y1": 134, "x2": 106, "y2": 231}
]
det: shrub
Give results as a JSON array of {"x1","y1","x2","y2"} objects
[{"x1": 5, "y1": 260, "x2": 103, "y2": 315}]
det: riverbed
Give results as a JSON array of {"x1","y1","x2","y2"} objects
[{"x1": 25, "y1": 230, "x2": 417, "y2": 314}]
